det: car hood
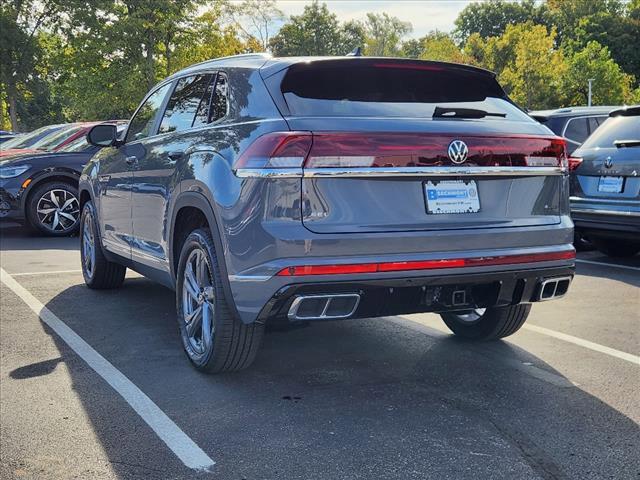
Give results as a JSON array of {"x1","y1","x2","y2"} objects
[
  {"x1": 0, "y1": 150, "x2": 89, "y2": 167},
  {"x1": 0, "y1": 148, "x2": 42, "y2": 159}
]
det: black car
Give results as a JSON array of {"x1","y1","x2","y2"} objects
[
  {"x1": 0, "y1": 123, "x2": 125, "y2": 236},
  {"x1": 529, "y1": 106, "x2": 617, "y2": 154},
  {"x1": 569, "y1": 105, "x2": 640, "y2": 257}
]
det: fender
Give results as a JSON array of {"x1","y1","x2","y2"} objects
[{"x1": 169, "y1": 190, "x2": 243, "y2": 322}]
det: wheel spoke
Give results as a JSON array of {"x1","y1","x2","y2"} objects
[
  {"x1": 184, "y1": 262, "x2": 199, "y2": 299},
  {"x1": 61, "y1": 198, "x2": 76, "y2": 210},
  {"x1": 49, "y1": 190, "x2": 60, "y2": 207},
  {"x1": 51, "y1": 211, "x2": 60, "y2": 230},
  {"x1": 201, "y1": 302, "x2": 213, "y2": 349},
  {"x1": 59, "y1": 211, "x2": 76, "y2": 222},
  {"x1": 37, "y1": 207, "x2": 56, "y2": 215},
  {"x1": 185, "y1": 305, "x2": 203, "y2": 337}
]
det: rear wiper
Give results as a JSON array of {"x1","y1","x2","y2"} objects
[
  {"x1": 614, "y1": 139, "x2": 640, "y2": 148},
  {"x1": 433, "y1": 107, "x2": 507, "y2": 119}
]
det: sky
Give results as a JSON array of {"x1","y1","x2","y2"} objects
[{"x1": 271, "y1": 1, "x2": 478, "y2": 37}]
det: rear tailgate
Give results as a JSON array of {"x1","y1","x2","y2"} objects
[{"x1": 256, "y1": 58, "x2": 567, "y2": 234}]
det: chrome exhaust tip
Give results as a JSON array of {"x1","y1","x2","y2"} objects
[
  {"x1": 288, "y1": 294, "x2": 361, "y2": 321},
  {"x1": 537, "y1": 276, "x2": 572, "y2": 301}
]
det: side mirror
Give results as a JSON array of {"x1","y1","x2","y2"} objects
[{"x1": 87, "y1": 124, "x2": 118, "y2": 147}]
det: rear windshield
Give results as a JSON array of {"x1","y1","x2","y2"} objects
[
  {"x1": 280, "y1": 62, "x2": 531, "y2": 121},
  {"x1": 580, "y1": 116, "x2": 640, "y2": 149}
]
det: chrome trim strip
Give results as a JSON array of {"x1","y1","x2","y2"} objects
[
  {"x1": 571, "y1": 208, "x2": 640, "y2": 217},
  {"x1": 570, "y1": 196, "x2": 639, "y2": 205},
  {"x1": 235, "y1": 166, "x2": 565, "y2": 178},
  {"x1": 234, "y1": 168, "x2": 302, "y2": 178},
  {"x1": 228, "y1": 274, "x2": 272, "y2": 282},
  {"x1": 303, "y1": 166, "x2": 565, "y2": 177}
]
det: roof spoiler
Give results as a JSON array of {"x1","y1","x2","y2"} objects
[{"x1": 610, "y1": 105, "x2": 640, "y2": 117}]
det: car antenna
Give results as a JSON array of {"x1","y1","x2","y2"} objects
[{"x1": 346, "y1": 47, "x2": 363, "y2": 57}]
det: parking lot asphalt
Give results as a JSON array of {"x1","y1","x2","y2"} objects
[{"x1": 0, "y1": 221, "x2": 638, "y2": 480}]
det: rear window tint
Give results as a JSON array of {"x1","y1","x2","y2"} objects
[
  {"x1": 581, "y1": 116, "x2": 640, "y2": 149},
  {"x1": 564, "y1": 117, "x2": 589, "y2": 143},
  {"x1": 280, "y1": 62, "x2": 530, "y2": 121}
]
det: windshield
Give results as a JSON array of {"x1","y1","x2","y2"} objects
[
  {"x1": 580, "y1": 116, "x2": 640, "y2": 149},
  {"x1": 30, "y1": 125, "x2": 84, "y2": 151},
  {"x1": 0, "y1": 125, "x2": 65, "y2": 150}
]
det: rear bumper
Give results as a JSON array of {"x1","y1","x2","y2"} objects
[
  {"x1": 255, "y1": 264, "x2": 575, "y2": 323},
  {"x1": 571, "y1": 205, "x2": 640, "y2": 241}
]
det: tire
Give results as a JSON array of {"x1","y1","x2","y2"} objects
[
  {"x1": 591, "y1": 238, "x2": 640, "y2": 258},
  {"x1": 440, "y1": 304, "x2": 531, "y2": 340},
  {"x1": 176, "y1": 228, "x2": 264, "y2": 373},
  {"x1": 26, "y1": 181, "x2": 81, "y2": 236},
  {"x1": 80, "y1": 201, "x2": 126, "y2": 289}
]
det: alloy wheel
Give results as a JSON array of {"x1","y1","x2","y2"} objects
[
  {"x1": 452, "y1": 308, "x2": 487, "y2": 324},
  {"x1": 36, "y1": 189, "x2": 80, "y2": 232},
  {"x1": 182, "y1": 248, "x2": 215, "y2": 355},
  {"x1": 82, "y1": 211, "x2": 96, "y2": 279}
]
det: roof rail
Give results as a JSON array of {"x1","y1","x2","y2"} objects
[{"x1": 186, "y1": 52, "x2": 272, "y2": 70}]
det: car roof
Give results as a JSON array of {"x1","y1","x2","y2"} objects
[
  {"x1": 528, "y1": 106, "x2": 619, "y2": 118},
  {"x1": 609, "y1": 105, "x2": 640, "y2": 117},
  {"x1": 164, "y1": 53, "x2": 497, "y2": 83}
]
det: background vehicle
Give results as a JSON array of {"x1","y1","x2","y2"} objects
[
  {"x1": 0, "y1": 123, "x2": 126, "y2": 236},
  {"x1": 0, "y1": 122, "x2": 113, "y2": 159},
  {"x1": 0, "y1": 130, "x2": 20, "y2": 144},
  {"x1": 569, "y1": 105, "x2": 640, "y2": 257},
  {"x1": 79, "y1": 55, "x2": 575, "y2": 373},
  {"x1": 0, "y1": 124, "x2": 69, "y2": 155},
  {"x1": 529, "y1": 106, "x2": 617, "y2": 154}
]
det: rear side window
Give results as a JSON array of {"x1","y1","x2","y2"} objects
[
  {"x1": 126, "y1": 83, "x2": 172, "y2": 143},
  {"x1": 279, "y1": 61, "x2": 531, "y2": 121},
  {"x1": 564, "y1": 117, "x2": 589, "y2": 143},
  {"x1": 581, "y1": 116, "x2": 640, "y2": 148},
  {"x1": 159, "y1": 74, "x2": 214, "y2": 134}
]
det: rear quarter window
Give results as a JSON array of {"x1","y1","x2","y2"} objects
[{"x1": 279, "y1": 61, "x2": 531, "y2": 121}]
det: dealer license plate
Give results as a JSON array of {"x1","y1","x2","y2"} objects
[{"x1": 425, "y1": 180, "x2": 480, "y2": 214}]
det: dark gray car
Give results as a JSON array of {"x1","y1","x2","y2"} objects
[
  {"x1": 569, "y1": 106, "x2": 640, "y2": 257},
  {"x1": 79, "y1": 54, "x2": 575, "y2": 373}
]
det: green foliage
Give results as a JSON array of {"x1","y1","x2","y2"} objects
[
  {"x1": 362, "y1": 13, "x2": 412, "y2": 57},
  {"x1": 562, "y1": 41, "x2": 636, "y2": 105},
  {"x1": 269, "y1": 1, "x2": 364, "y2": 56},
  {"x1": 454, "y1": 0, "x2": 550, "y2": 43},
  {"x1": 2, "y1": 0, "x2": 638, "y2": 130}
]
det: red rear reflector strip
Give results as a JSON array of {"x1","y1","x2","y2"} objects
[{"x1": 276, "y1": 250, "x2": 575, "y2": 276}]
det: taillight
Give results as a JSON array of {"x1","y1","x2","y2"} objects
[
  {"x1": 568, "y1": 157, "x2": 583, "y2": 171},
  {"x1": 234, "y1": 132, "x2": 567, "y2": 173},
  {"x1": 306, "y1": 133, "x2": 566, "y2": 169},
  {"x1": 234, "y1": 132, "x2": 312, "y2": 169}
]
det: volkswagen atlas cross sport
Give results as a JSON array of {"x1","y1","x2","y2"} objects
[{"x1": 79, "y1": 54, "x2": 575, "y2": 373}]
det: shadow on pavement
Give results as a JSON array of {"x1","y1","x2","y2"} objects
[
  {"x1": 0, "y1": 222, "x2": 77, "y2": 251},
  {"x1": 30, "y1": 275, "x2": 640, "y2": 480}
]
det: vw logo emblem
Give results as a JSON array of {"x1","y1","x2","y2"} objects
[
  {"x1": 448, "y1": 140, "x2": 469, "y2": 164},
  {"x1": 604, "y1": 156, "x2": 613, "y2": 168}
]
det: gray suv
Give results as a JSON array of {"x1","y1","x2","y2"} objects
[{"x1": 79, "y1": 54, "x2": 575, "y2": 373}]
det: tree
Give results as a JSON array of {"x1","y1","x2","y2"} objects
[
  {"x1": 0, "y1": 0, "x2": 62, "y2": 130},
  {"x1": 418, "y1": 31, "x2": 470, "y2": 64},
  {"x1": 470, "y1": 23, "x2": 568, "y2": 110},
  {"x1": 363, "y1": 12, "x2": 412, "y2": 57},
  {"x1": 226, "y1": 0, "x2": 284, "y2": 51},
  {"x1": 269, "y1": 1, "x2": 364, "y2": 56},
  {"x1": 453, "y1": 0, "x2": 550, "y2": 44},
  {"x1": 562, "y1": 41, "x2": 636, "y2": 106}
]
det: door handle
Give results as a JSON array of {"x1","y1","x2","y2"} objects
[
  {"x1": 168, "y1": 151, "x2": 184, "y2": 161},
  {"x1": 125, "y1": 155, "x2": 138, "y2": 166}
]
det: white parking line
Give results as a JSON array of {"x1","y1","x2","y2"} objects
[
  {"x1": 10, "y1": 269, "x2": 83, "y2": 277},
  {"x1": 576, "y1": 259, "x2": 640, "y2": 272},
  {"x1": 0, "y1": 268, "x2": 215, "y2": 472},
  {"x1": 399, "y1": 314, "x2": 639, "y2": 366},
  {"x1": 523, "y1": 324, "x2": 640, "y2": 365}
]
